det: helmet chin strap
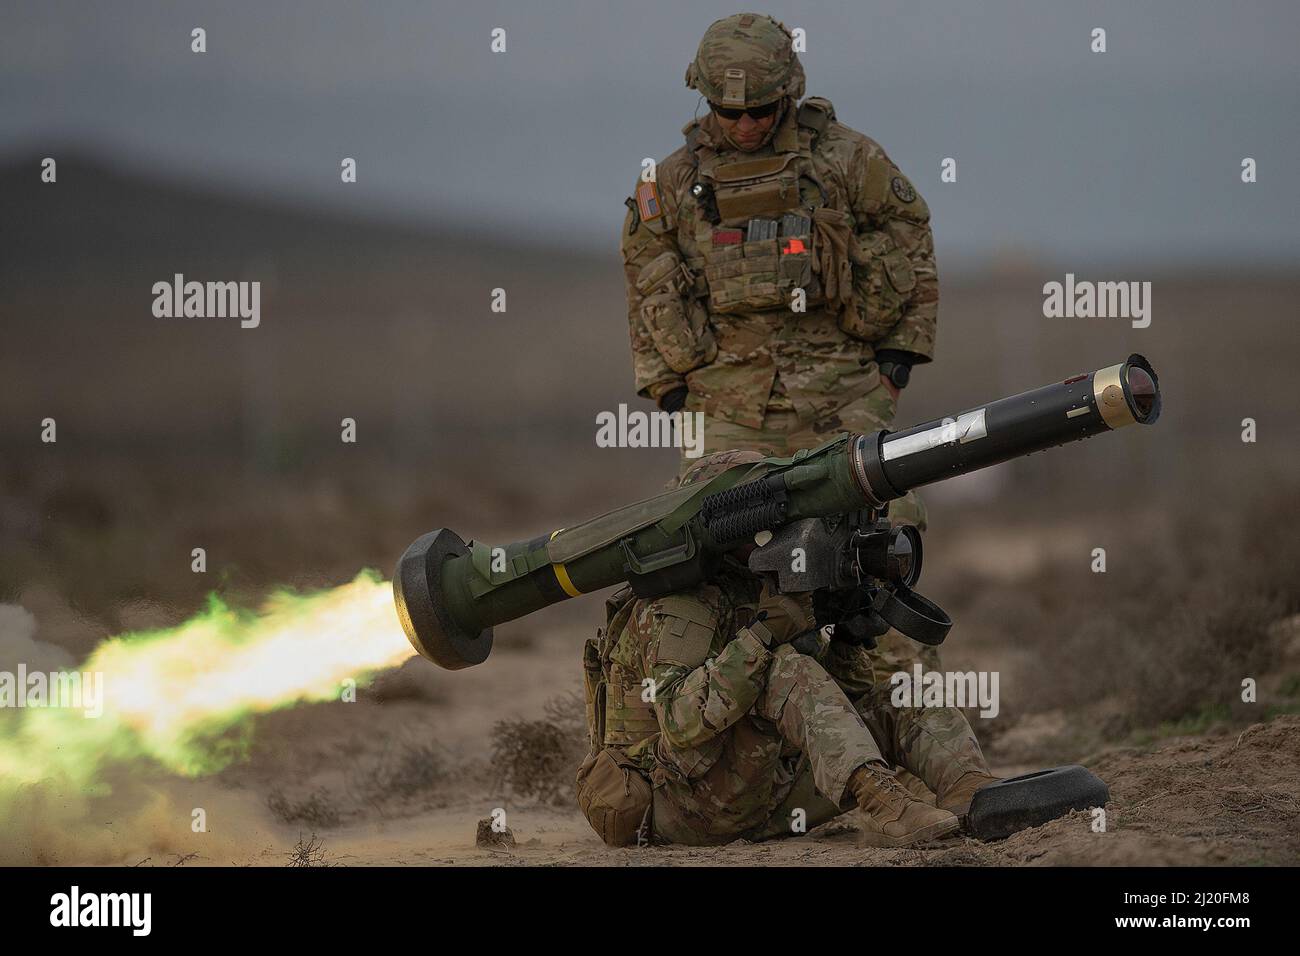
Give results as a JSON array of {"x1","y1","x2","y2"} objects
[{"x1": 759, "y1": 98, "x2": 790, "y2": 148}]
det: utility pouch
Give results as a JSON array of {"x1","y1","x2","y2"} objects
[
  {"x1": 712, "y1": 153, "x2": 800, "y2": 221},
  {"x1": 575, "y1": 747, "x2": 654, "y2": 847},
  {"x1": 841, "y1": 232, "x2": 917, "y2": 341},
  {"x1": 704, "y1": 237, "x2": 811, "y2": 313},
  {"x1": 710, "y1": 154, "x2": 800, "y2": 221},
  {"x1": 636, "y1": 252, "x2": 717, "y2": 372}
]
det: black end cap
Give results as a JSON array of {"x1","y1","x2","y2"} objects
[
  {"x1": 967, "y1": 765, "x2": 1110, "y2": 842},
  {"x1": 394, "y1": 528, "x2": 493, "y2": 670}
]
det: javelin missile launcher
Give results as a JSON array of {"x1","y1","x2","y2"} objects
[{"x1": 395, "y1": 355, "x2": 1161, "y2": 670}]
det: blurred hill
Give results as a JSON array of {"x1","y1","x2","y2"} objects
[
  {"x1": 1, "y1": 150, "x2": 637, "y2": 453},
  {"x1": 4, "y1": 151, "x2": 1296, "y2": 475}
]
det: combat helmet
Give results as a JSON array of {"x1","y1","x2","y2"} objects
[{"x1": 685, "y1": 13, "x2": 805, "y2": 109}]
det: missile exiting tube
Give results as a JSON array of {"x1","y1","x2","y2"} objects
[{"x1": 394, "y1": 354, "x2": 1161, "y2": 670}]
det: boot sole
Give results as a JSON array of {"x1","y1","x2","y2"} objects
[{"x1": 859, "y1": 815, "x2": 961, "y2": 849}]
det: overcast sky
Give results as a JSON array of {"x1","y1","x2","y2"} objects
[{"x1": 3, "y1": 0, "x2": 1298, "y2": 268}]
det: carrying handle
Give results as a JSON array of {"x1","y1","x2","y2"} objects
[{"x1": 621, "y1": 525, "x2": 697, "y2": 575}]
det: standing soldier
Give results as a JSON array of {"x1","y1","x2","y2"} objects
[
  {"x1": 619, "y1": 13, "x2": 961, "y2": 717},
  {"x1": 621, "y1": 12, "x2": 936, "y2": 471}
]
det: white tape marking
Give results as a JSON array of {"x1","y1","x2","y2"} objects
[{"x1": 882, "y1": 409, "x2": 988, "y2": 462}]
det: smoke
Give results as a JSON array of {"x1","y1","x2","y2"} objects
[
  {"x1": 0, "y1": 604, "x2": 74, "y2": 673},
  {"x1": 0, "y1": 571, "x2": 416, "y2": 863}
]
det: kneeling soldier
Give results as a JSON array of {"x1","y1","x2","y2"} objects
[{"x1": 577, "y1": 451, "x2": 997, "y2": 847}]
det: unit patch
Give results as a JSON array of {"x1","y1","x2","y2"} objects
[{"x1": 891, "y1": 176, "x2": 917, "y2": 203}]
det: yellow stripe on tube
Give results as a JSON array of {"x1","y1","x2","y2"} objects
[{"x1": 550, "y1": 529, "x2": 583, "y2": 598}]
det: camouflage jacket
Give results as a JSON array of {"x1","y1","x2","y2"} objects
[
  {"x1": 601, "y1": 565, "x2": 883, "y2": 777},
  {"x1": 620, "y1": 97, "x2": 938, "y2": 428},
  {"x1": 602, "y1": 565, "x2": 771, "y2": 780}
]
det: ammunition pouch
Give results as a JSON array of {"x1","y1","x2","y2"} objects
[
  {"x1": 575, "y1": 746, "x2": 654, "y2": 847},
  {"x1": 840, "y1": 232, "x2": 917, "y2": 342},
  {"x1": 636, "y1": 252, "x2": 717, "y2": 373},
  {"x1": 703, "y1": 237, "x2": 812, "y2": 314}
]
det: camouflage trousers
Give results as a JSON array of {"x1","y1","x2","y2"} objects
[
  {"x1": 680, "y1": 383, "x2": 942, "y2": 679},
  {"x1": 650, "y1": 642, "x2": 988, "y2": 846},
  {"x1": 685, "y1": 380, "x2": 898, "y2": 456}
]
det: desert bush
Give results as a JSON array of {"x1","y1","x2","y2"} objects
[
  {"x1": 489, "y1": 692, "x2": 587, "y2": 804},
  {"x1": 266, "y1": 787, "x2": 341, "y2": 829}
]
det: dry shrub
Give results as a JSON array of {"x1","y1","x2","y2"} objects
[
  {"x1": 353, "y1": 739, "x2": 446, "y2": 802},
  {"x1": 266, "y1": 787, "x2": 341, "y2": 829},
  {"x1": 268, "y1": 738, "x2": 447, "y2": 827},
  {"x1": 489, "y1": 692, "x2": 587, "y2": 803},
  {"x1": 978, "y1": 486, "x2": 1300, "y2": 739},
  {"x1": 286, "y1": 832, "x2": 335, "y2": 867}
]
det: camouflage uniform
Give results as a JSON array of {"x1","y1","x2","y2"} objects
[
  {"x1": 619, "y1": 19, "x2": 937, "y2": 435},
  {"x1": 620, "y1": 14, "x2": 940, "y2": 680},
  {"x1": 601, "y1": 566, "x2": 987, "y2": 846},
  {"x1": 596, "y1": 451, "x2": 988, "y2": 846}
]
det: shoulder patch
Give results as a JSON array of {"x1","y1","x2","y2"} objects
[
  {"x1": 636, "y1": 180, "x2": 663, "y2": 223},
  {"x1": 863, "y1": 159, "x2": 929, "y2": 223},
  {"x1": 651, "y1": 595, "x2": 718, "y2": 668},
  {"x1": 891, "y1": 175, "x2": 917, "y2": 203}
]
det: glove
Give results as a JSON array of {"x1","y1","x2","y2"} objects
[
  {"x1": 750, "y1": 582, "x2": 818, "y2": 647},
  {"x1": 814, "y1": 586, "x2": 889, "y2": 649},
  {"x1": 810, "y1": 207, "x2": 855, "y2": 311},
  {"x1": 873, "y1": 349, "x2": 919, "y2": 371},
  {"x1": 659, "y1": 386, "x2": 689, "y2": 414}
]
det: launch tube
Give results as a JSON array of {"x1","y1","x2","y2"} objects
[{"x1": 394, "y1": 354, "x2": 1160, "y2": 670}]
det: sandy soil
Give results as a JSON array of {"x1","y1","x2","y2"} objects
[
  {"x1": 92, "y1": 713, "x2": 1300, "y2": 868},
  {"x1": 41, "y1": 598, "x2": 1290, "y2": 868}
]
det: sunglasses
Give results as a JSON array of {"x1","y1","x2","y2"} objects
[{"x1": 709, "y1": 99, "x2": 782, "y2": 121}]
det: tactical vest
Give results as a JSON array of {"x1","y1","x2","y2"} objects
[
  {"x1": 582, "y1": 587, "x2": 659, "y2": 754},
  {"x1": 685, "y1": 98, "x2": 839, "y2": 316},
  {"x1": 630, "y1": 98, "x2": 921, "y2": 428}
]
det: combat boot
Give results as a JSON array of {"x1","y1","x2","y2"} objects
[
  {"x1": 895, "y1": 768, "x2": 937, "y2": 804},
  {"x1": 848, "y1": 763, "x2": 960, "y2": 848},
  {"x1": 936, "y1": 771, "x2": 1000, "y2": 820}
]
